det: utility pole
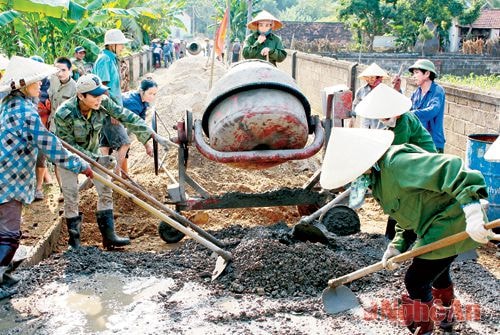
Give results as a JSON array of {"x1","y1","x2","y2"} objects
[
  {"x1": 225, "y1": 0, "x2": 231, "y2": 63},
  {"x1": 246, "y1": 0, "x2": 252, "y2": 37},
  {"x1": 192, "y1": 6, "x2": 195, "y2": 35}
]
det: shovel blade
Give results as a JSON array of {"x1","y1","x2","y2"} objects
[
  {"x1": 292, "y1": 221, "x2": 331, "y2": 244},
  {"x1": 455, "y1": 249, "x2": 478, "y2": 262},
  {"x1": 321, "y1": 285, "x2": 359, "y2": 314},
  {"x1": 211, "y1": 256, "x2": 229, "y2": 281}
]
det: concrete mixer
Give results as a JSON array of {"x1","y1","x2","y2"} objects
[{"x1": 153, "y1": 60, "x2": 359, "y2": 243}]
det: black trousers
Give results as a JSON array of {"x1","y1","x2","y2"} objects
[
  {"x1": 405, "y1": 255, "x2": 457, "y2": 302},
  {"x1": 385, "y1": 216, "x2": 417, "y2": 242}
]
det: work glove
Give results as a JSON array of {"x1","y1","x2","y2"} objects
[
  {"x1": 463, "y1": 203, "x2": 490, "y2": 244},
  {"x1": 349, "y1": 174, "x2": 371, "y2": 209},
  {"x1": 382, "y1": 244, "x2": 401, "y2": 271},
  {"x1": 80, "y1": 165, "x2": 94, "y2": 179},
  {"x1": 153, "y1": 133, "x2": 178, "y2": 151},
  {"x1": 96, "y1": 155, "x2": 117, "y2": 169}
]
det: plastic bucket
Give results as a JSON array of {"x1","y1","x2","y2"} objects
[{"x1": 466, "y1": 134, "x2": 499, "y2": 220}]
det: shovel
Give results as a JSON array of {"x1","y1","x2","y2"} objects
[
  {"x1": 61, "y1": 140, "x2": 224, "y2": 248},
  {"x1": 322, "y1": 219, "x2": 500, "y2": 314},
  {"x1": 60, "y1": 140, "x2": 231, "y2": 280},
  {"x1": 90, "y1": 172, "x2": 231, "y2": 280},
  {"x1": 292, "y1": 188, "x2": 350, "y2": 242}
]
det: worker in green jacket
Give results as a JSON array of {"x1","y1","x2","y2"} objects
[
  {"x1": 355, "y1": 83, "x2": 437, "y2": 241},
  {"x1": 242, "y1": 10, "x2": 286, "y2": 66},
  {"x1": 320, "y1": 127, "x2": 497, "y2": 335}
]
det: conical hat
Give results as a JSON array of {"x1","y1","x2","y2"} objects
[
  {"x1": 355, "y1": 83, "x2": 412, "y2": 119},
  {"x1": 484, "y1": 137, "x2": 499, "y2": 162},
  {"x1": 247, "y1": 10, "x2": 283, "y2": 30},
  {"x1": 0, "y1": 56, "x2": 58, "y2": 93},
  {"x1": 358, "y1": 63, "x2": 389, "y2": 78},
  {"x1": 320, "y1": 128, "x2": 394, "y2": 190}
]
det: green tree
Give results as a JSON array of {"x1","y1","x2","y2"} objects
[
  {"x1": 338, "y1": 0, "x2": 396, "y2": 51},
  {"x1": 186, "y1": 0, "x2": 217, "y2": 36},
  {"x1": 0, "y1": 0, "x2": 185, "y2": 61},
  {"x1": 391, "y1": 0, "x2": 479, "y2": 51},
  {"x1": 256, "y1": 0, "x2": 298, "y2": 15},
  {"x1": 280, "y1": 0, "x2": 336, "y2": 21},
  {"x1": 211, "y1": 0, "x2": 261, "y2": 42}
]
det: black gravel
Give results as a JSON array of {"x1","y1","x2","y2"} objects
[{"x1": 6, "y1": 224, "x2": 498, "y2": 335}]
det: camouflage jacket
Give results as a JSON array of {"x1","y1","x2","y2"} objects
[{"x1": 55, "y1": 95, "x2": 153, "y2": 159}]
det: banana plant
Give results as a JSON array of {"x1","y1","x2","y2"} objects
[{"x1": 0, "y1": 0, "x2": 186, "y2": 61}]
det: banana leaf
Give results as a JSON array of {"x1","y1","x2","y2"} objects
[{"x1": 0, "y1": 0, "x2": 86, "y2": 20}]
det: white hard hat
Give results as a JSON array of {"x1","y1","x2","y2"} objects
[
  {"x1": 358, "y1": 63, "x2": 389, "y2": 78},
  {"x1": 355, "y1": 83, "x2": 412, "y2": 119},
  {"x1": 104, "y1": 29, "x2": 132, "y2": 45},
  {"x1": 484, "y1": 137, "x2": 499, "y2": 162},
  {"x1": 0, "y1": 56, "x2": 58, "y2": 93},
  {"x1": 320, "y1": 127, "x2": 394, "y2": 190}
]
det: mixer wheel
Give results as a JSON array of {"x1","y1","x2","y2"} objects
[
  {"x1": 320, "y1": 205, "x2": 360, "y2": 236},
  {"x1": 158, "y1": 221, "x2": 186, "y2": 243}
]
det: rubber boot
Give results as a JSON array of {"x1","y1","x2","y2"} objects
[
  {"x1": 432, "y1": 285, "x2": 455, "y2": 331},
  {"x1": 66, "y1": 214, "x2": 83, "y2": 249},
  {"x1": 401, "y1": 294, "x2": 434, "y2": 335},
  {"x1": 0, "y1": 242, "x2": 18, "y2": 287},
  {"x1": 96, "y1": 209, "x2": 130, "y2": 250},
  {"x1": 2, "y1": 263, "x2": 20, "y2": 287}
]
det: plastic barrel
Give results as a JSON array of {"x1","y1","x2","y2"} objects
[{"x1": 466, "y1": 134, "x2": 500, "y2": 220}]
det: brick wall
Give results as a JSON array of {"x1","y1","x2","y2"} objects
[
  {"x1": 323, "y1": 52, "x2": 500, "y2": 76},
  {"x1": 279, "y1": 51, "x2": 499, "y2": 158},
  {"x1": 122, "y1": 50, "x2": 153, "y2": 89}
]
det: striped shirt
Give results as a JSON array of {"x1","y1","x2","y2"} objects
[{"x1": 0, "y1": 92, "x2": 88, "y2": 204}]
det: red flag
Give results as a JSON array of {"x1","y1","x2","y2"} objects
[{"x1": 214, "y1": 8, "x2": 229, "y2": 57}]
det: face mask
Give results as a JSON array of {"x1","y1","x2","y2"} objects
[{"x1": 380, "y1": 117, "x2": 397, "y2": 128}]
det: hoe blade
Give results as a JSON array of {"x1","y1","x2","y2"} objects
[
  {"x1": 321, "y1": 285, "x2": 359, "y2": 315},
  {"x1": 212, "y1": 256, "x2": 229, "y2": 281}
]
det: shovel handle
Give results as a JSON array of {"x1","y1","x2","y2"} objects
[
  {"x1": 91, "y1": 173, "x2": 232, "y2": 261},
  {"x1": 328, "y1": 219, "x2": 500, "y2": 288},
  {"x1": 60, "y1": 139, "x2": 225, "y2": 248},
  {"x1": 299, "y1": 188, "x2": 351, "y2": 225}
]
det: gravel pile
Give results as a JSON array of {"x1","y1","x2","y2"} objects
[{"x1": 14, "y1": 224, "x2": 385, "y2": 300}]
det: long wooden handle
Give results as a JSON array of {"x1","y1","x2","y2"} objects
[
  {"x1": 328, "y1": 219, "x2": 500, "y2": 288},
  {"x1": 91, "y1": 173, "x2": 232, "y2": 261},
  {"x1": 60, "y1": 139, "x2": 224, "y2": 248}
]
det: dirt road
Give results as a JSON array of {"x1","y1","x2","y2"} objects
[{"x1": 1, "y1": 55, "x2": 498, "y2": 334}]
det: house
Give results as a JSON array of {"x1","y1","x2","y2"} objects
[{"x1": 450, "y1": 7, "x2": 500, "y2": 54}]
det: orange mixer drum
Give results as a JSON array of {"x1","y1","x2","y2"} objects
[{"x1": 202, "y1": 60, "x2": 312, "y2": 164}]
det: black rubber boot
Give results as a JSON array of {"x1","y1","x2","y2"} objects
[
  {"x1": 0, "y1": 242, "x2": 19, "y2": 288},
  {"x1": 2, "y1": 263, "x2": 20, "y2": 287},
  {"x1": 0, "y1": 243, "x2": 18, "y2": 267},
  {"x1": 66, "y1": 214, "x2": 83, "y2": 249},
  {"x1": 96, "y1": 209, "x2": 130, "y2": 250}
]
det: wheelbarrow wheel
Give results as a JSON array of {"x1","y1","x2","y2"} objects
[
  {"x1": 158, "y1": 221, "x2": 186, "y2": 243},
  {"x1": 320, "y1": 205, "x2": 360, "y2": 236}
]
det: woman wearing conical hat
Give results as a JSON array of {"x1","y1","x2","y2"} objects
[
  {"x1": 351, "y1": 63, "x2": 389, "y2": 129},
  {"x1": 320, "y1": 127, "x2": 496, "y2": 335},
  {"x1": 0, "y1": 56, "x2": 92, "y2": 298},
  {"x1": 242, "y1": 10, "x2": 287, "y2": 66}
]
